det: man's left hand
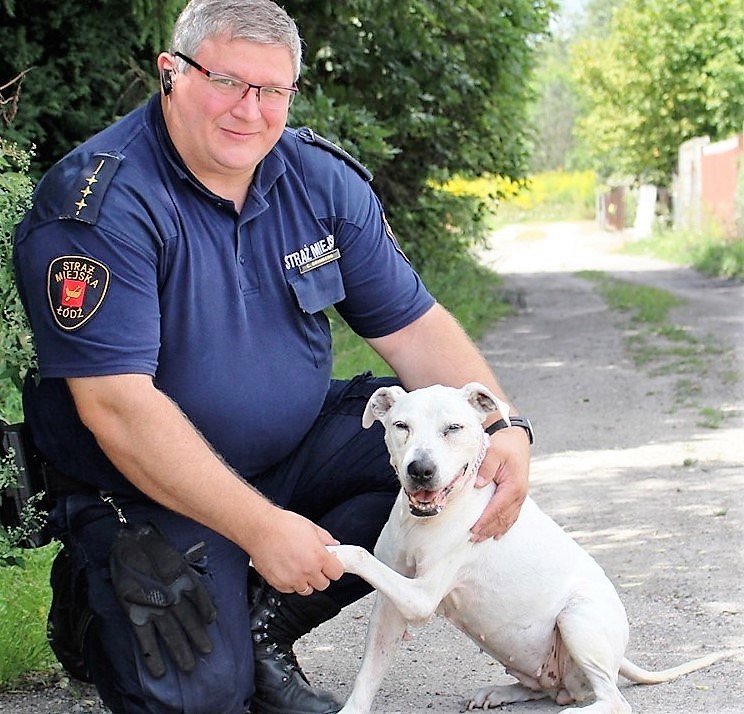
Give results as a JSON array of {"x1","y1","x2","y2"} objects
[{"x1": 470, "y1": 428, "x2": 530, "y2": 541}]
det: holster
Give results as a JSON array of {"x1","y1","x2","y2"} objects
[{"x1": 1, "y1": 420, "x2": 53, "y2": 547}]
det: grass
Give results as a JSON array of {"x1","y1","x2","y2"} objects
[
  {"x1": 577, "y1": 271, "x2": 682, "y2": 324},
  {"x1": 627, "y1": 226, "x2": 744, "y2": 281},
  {"x1": 576, "y1": 270, "x2": 734, "y2": 420},
  {"x1": 0, "y1": 543, "x2": 59, "y2": 685}
]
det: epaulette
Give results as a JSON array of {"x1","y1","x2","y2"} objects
[
  {"x1": 296, "y1": 127, "x2": 373, "y2": 182},
  {"x1": 60, "y1": 152, "x2": 123, "y2": 225}
]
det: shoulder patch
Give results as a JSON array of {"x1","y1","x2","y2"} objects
[
  {"x1": 296, "y1": 127, "x2": 373, "y2": 182},
  {"x1": 46, "y1": 255, "x2": 110, "y2": 330},
  {"x1": 60, "y1": 152, "x2": 123, "y2": 225}
]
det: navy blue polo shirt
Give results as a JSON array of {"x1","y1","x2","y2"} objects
[{"x1": 14, "y1": 94, "x2": 435, "y2": 492}]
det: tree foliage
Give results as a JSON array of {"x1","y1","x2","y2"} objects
[
  {"x1": 526, "y1": 36, "x2": 583, "y2": 172},
  {"x1": 289, "y1": 1, "x2": 554, "y2": 206},
  {"x1": 1, "y1": 0, "x2": 555, "y2": 265},
  {"x1": 0, "y1": 0, "x2": 179, "y2": 176},
  {"x1": 571, "y1": 0, "x2": 744, "y2": 185},
  {"x1": 287, "y1": 0, "x2": 556, "y2": 264}
]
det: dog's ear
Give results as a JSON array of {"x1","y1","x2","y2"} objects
[
  {"x1": 362, "y1": 386, "x2": 407, "y2": 428},
  {"x1": 462, "y1": 382, "x2": 511, "y2": 424}
]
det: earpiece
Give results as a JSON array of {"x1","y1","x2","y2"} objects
[{"x1": 160, "y1": 69, "x2": 173, "y2": 96}]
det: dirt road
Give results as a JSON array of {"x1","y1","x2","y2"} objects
[{"x1": 2, "y1": 221, "x2": 742, "y2": 713}]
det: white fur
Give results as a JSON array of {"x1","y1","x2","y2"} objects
[{"x1": 329, "y1": 383, "x2": 731, "y2": 713}]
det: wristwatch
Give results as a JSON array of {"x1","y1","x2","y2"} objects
[{"x1": 485, "y1": 416, "x2": 534, "y2": 445}]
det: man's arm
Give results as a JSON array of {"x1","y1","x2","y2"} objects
[
  {"x1": 366, "y1": 303, "x2": 530, "y2": 540},
  {"x1": 66, "y1": 374, "x2": 344, "y2": 592}
]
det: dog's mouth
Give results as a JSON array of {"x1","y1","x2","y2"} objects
[{"x1": 405, "y1": 464, "x2": 467, "y2": 517}]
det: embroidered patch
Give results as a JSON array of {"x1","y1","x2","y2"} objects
[{"x1": 47, "y1": 256, "x2": 110, "y2": 330}]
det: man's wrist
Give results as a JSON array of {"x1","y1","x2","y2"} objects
[{"x1": 485, "y1": 416, "x2": 534, "y2": 445}]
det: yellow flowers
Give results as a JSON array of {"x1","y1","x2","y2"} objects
[{"x1": 438, "y1": 170, "x2": 597, "y2": 221}]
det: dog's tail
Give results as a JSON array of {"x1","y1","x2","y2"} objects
[{"x1": 619, "y1": 649, "x2": 738, "y2": 684}]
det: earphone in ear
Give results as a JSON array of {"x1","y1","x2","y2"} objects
[{"x1": 160, "y1": 69, "x2": 173, "y2": 96}]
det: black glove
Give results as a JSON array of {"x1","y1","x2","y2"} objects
[{"x1": 109, "y1": 523, "x2": 217, "y2": 678}]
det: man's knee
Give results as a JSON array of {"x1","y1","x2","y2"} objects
[{"x1": 90, "y1": 609, "x2": 253, "y2": 714}]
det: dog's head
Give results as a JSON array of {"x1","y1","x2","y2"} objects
[{"x1": 363, "y1": 383, "x2": 509, "y2": 517}]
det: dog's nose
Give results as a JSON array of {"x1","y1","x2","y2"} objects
[{"x1": 407, "y1": 456, "x2": 437, "y2": 484}]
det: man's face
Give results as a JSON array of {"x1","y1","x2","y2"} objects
[{"x1": 162, "y1": 35, "x2": 295, "y2": 188}]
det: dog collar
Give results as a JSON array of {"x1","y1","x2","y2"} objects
[{"x1": 486, "y1": 416, "x2": 535, "y2": 445}]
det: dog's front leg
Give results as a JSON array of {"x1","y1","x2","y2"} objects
[
  {"x1": 338, "y1": 593, "x2": 408, "y2": 714},
  {"x1": 329, "y1": 544, "x2": 447, "y2": 621}
]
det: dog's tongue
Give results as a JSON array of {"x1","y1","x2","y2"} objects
[
  {"x1": 407, "y1": 489, "x2": 445, "y2": 516},
  {"x1": 411, "y1": 489, "x2": 438, "y2": 504}
]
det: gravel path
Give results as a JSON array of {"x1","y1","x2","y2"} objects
[{"x1": 2, "y1": 221, "x2": 742, "y2": 713}]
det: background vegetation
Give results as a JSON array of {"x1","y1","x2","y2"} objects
[{"x1": 534, "y1": 0, "x2": 744, "y2": 185}]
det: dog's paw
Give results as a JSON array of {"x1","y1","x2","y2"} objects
[
  {"x1": 326, "y1": 544, "x2": 366, "y2": 572},
  {"x1": 467, "y1": 683, "x2": 548, "y2": 710},
  {"x1": 466, "y1": 685, "x2": 507, "y2": 710}
]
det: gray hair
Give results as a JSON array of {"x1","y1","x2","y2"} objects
[{"x1": 170, "y1": 0, "x2": 302, "y2": 80}]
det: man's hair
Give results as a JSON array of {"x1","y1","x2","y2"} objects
[{"x1": 169, "y1": 0, "x2": 302, "y2": 81}]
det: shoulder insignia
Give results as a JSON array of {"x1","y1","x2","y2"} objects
[
  {"x1": 381, "y1": 210, "x2": 411, "y2": 264},
  {"x1": 296, "y1": 127, "x2": 373, "y2": 182},
  {"x1": 46, "y1": 255, "x2": 110, "y2": 330},
  {"x1": 60, "y1": 152, "x2": 123, "y2": 225}
]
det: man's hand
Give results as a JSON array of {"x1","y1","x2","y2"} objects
[
  {"x1": 109, "y1": 524, "x2": 217, "y2": 678},
  {"x1": 248, "y1": 508, "x2": 344, "y2": 596},
  {"x1": 470, "y1": 428, "x2": 530, "y2": 541}
]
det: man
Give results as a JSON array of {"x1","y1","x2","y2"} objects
[{"x1": 13, "y1": 1, "x2": 531, "y2": 712}]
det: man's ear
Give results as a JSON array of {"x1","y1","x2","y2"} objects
[{"x1": 362, "y1": 386, "x2": 407, "y2": 428}]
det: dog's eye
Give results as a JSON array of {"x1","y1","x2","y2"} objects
[
  {"x1": 393, "y1": 421, "x2": 409, "y2": 433},
  {"x1": 444, "y1": 423, "x2": 463, "y2": 435}
]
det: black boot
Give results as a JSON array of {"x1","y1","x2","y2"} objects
[{"x1": 248, "y1": 572, "x2": 343, "y2": 714}]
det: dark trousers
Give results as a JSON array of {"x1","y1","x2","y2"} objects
[{"x1": 50, "y1": 374, "x2": 399, "y2": 714}]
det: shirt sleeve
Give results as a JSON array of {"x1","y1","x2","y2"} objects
[
  {"x1": 14, "y1": 216, "x2": 161, "y2": 379},
  {"x1": 333, "y1": 177, "x2": 436, "y2": 339}
]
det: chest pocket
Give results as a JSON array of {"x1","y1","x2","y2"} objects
[{"x1": 288, "y1": 261, "x2": 346, "y2": 314}]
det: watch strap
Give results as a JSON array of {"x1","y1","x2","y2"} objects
[{"x1": 485, "y1": 416, "x2": 534, "y2": 445}]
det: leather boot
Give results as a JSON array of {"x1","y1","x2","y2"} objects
[{"x1": 248, "y1": 571, "x2": 343, "y2": 714}]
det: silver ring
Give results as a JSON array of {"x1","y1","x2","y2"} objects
[{"x1": 298, "y1": 585, "x2": 312, "y2": 596}]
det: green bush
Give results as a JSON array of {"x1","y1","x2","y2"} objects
[
  {"x1": 695, "y1": 239, "x2": 744, "y2": 280},
  {"x1": 0, "y1": 137, "x2": 35, "y2": 423}
]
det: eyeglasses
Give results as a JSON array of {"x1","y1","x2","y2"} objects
[{"x1": 174, "y1": 52, "x2": 298, "y2": 109}]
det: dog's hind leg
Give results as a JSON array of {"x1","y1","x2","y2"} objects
[
  {"x1": 338, "y1": 594, "x2": 408, "y2": 714},
  {"x1": 554, "y1": 596, "x2": 632, "y2": 714}
]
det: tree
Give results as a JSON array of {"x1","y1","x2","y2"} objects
[
  {"x1": 527, "y1": 36, "x2": 582, "y2": 171},
  {"x1": 0, "y1": 0, "x2": 181, "y2": 175},
  {"x1": 571, "y1": 0, "x2": 744, "y2": 185},
  {"x1": 287, "y1": 0, "x2": 556, "y2": 263}
]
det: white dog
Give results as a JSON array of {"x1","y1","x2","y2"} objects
[{"x1": 329, "y1": 383, "x2": 730, "y2": 713}]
